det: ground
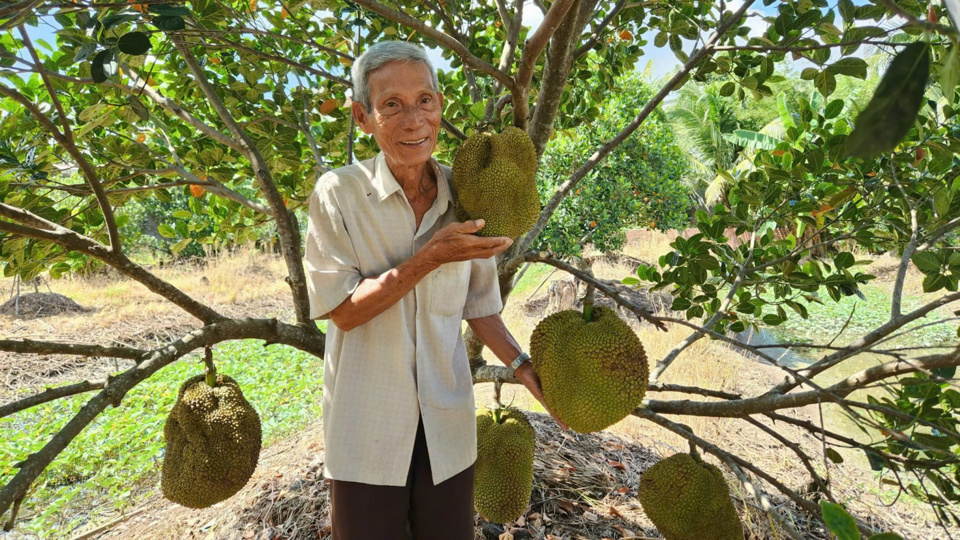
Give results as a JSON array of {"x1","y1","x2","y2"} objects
[{"x1": 0, "y1": 233, "x2": 948, "y2": 539}]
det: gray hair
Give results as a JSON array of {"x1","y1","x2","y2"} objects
[{"x1": 351, "y1": 41, "x2": 439, "y2": 111}]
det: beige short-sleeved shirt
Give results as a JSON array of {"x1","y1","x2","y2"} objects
[{"x1": 304, "y1": 152, "x2": 503, "y2": 486}]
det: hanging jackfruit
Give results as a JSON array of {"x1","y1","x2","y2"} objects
[
  {"x1": 451, "y1": 126, "x2": 540, "y2": 240},
  {"x1": 475, "y1": 406, "x2": 536, "y2": 523},
  {"x1": 529, "y1": 305, "x2": 648, "y2": 433},
  {"x1": 161, "y1": 374, "x2": 262, "y2": 508},
  {"x1": 637, "y1": 453, "x2": 744, "y2": 540}
]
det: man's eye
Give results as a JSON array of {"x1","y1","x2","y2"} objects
[{"x1": 421, "y1": 97, "x2": 432, "y2": 104}]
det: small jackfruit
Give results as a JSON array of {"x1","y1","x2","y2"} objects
[
  {"x1": 529, "y1": 306, "x2": 648, "y2": 433},
  {"x1": 637, "y1": 453, "x2": 744, "y2": 540},
  {"x1": 475, "y1": 407, "x2": 536, "y2": 523},
  {"x1": 161, "y1": 374, "x2": 262, "y2": 508},
  {"x1": 451, "y1": 126, "x2": 540, "y2": 240}
]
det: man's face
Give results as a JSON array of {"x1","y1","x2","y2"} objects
[{"x1": 352, "y1": 61, "x2": 443, "y2": 171}]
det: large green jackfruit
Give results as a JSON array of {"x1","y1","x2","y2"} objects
[
  {"x1": 475, "y1": 407, "x2": 536, "y2": 523},
  {"x1": 529, "y1": 306, "x2": 648, "y2": 433},
  {"x1": 637, "y1": 453, "x2": 744, "y2": 540},
  {"x1": 161, "y1": 374, "x2": 262, "y2": 508},
  {"x1": 451, "y1": 126, "x2": 540, "y2": 240}
]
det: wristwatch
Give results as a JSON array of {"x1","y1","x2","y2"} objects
[{"x1": 509, "y1": 352, "x2": 530, "y2": 375}]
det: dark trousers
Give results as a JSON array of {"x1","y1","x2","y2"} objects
[{"x1": 330, "y1": 417, "x2": 475, "y2": 539}]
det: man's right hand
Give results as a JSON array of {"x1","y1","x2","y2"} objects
[{"x1": 422, "y1": 219, "x2": 513, "y2": 266}]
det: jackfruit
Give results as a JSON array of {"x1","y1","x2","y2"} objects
[
  {"x1": 161, "y1": 373, "x2": 262, "y2": 508},
  {"x1": 529, "y1": 305, "x2": 647, "y2": 433},
  {"x1": 451, "y1": 126, "x2": 540, "y2": 240},
  {"x1": 475, "y1": 406, "x2": 536, "y2": 523},
  {"x1": 637, "y1": 453, "x2": 744, "y2": 540}
]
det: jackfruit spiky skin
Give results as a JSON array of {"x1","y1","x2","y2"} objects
[
  {"x1": 452, "y1": 126, "x2": 539, "y2": 240},
  {"x1": 529, "y1": 306, "x2": 648, "y2": 433},
  {"x1": 637, "y1": 453, "x2": 744, "y2": 540},
  {"x1": 474, "y1": 407, "x2": 536, "y2": 523},
  {"x1": 161, "y1": 374, "x2": 262, "y2": 508}
]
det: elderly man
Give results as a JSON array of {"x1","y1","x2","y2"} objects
[{"x1": 304, "y1": 41, "x2": 563, "y2": 539}]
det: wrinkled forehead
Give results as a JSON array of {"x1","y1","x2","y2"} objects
[{"x1": 367, "y1": 60, "x2": 438, "y2": 101}]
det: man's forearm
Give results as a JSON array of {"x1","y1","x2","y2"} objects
[
  {"x1": 328, "y1": 251, "x2": 438, "y2": 331},
  {"x1": 467, "y1": 314, "x2": 522, "y2": 366}
]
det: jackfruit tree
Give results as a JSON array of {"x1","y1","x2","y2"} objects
[{"x1": 2, "y1": 0, "x2": 960, "y2": 538}]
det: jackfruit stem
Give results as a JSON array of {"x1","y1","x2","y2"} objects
[
  {"x1": 203, "y1": 346, "x2": 217, "y2": 387},
  {"x1": 582, "y1": 283, "x2": 596, "y2": 322}
]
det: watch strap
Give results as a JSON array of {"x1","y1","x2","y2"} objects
[{"x1": 509, "y1": 352, "x2": 530, "y2": 375}]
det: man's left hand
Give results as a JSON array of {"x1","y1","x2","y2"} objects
[{"x1": 513, "y1": 362, "x2": 569, "y2": 430}]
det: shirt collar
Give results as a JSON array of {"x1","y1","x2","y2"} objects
[{"x1": 371, "y1": 152, "x2": 451, "y2": 214}]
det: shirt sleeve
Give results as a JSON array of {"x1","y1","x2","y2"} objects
[
  {"x1": 462, "y1": 255, "x2": 503, "y2": 320},
  {"x1": 304, "y1": 179, "x2": 363, "y2": 320}
]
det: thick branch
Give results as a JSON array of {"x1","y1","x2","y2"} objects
[
  {"x1": 0, "y1": 318, "x2": 324, "y2": 518},
  {"x1": 0, "y1": 204, "x2": 224, "y2": 323},
  {"x1": 891, "y1": 169, "x2": 918, "y2": 319},
  {"x1": 515, "y1": 0, "x2": 577, "y2": 89},
  {"x1": 779, "y1": 291, "x2": 960, "y2": 392},
  {"x1": 171, "y1": 34, "x2": 311, "y2": 324},
  {"x1": 646, "y1": 347, "x2": 960, "y2": 417},
  {"x1": 515, "y1": 0, "x2": 756, "y2": 258},
  {"x1": 0, "y1": 339, "x2": 144, "y2": 360}
]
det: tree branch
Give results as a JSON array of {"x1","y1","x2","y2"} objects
[
  {"x1": 514, "y1": 0, "x2": 756, "y2": 259},
  {"x1": 515, "y1": 0, "x2": 577, "y2": 89},
  {"x1": 0, "y1": 339, "x2": 144, "y2": 360},
  {"x1": 350, "y1": 0, "x2": 515, "y2": 91},
  {"x1": 0, "y1": 317, "x2": 325, "y2": 519},
  {"x1": 0, "y1": 380, "x2": 106, "y2": 419},
  {"x1": 572, "y1": 0, "x2": 630, "y2": 60},
  {"x1": 646, "y1": 347, "x2": 960, "y2": 417},
  {"x1": 0, "y1": 204, "x2": 224, "y2": 323},
  {"x1": 170, "y1": 33, "x2": 311, "y2": 324},
  {"x1": 650, "y1": 226, "x2": 758, "y2": 382},
  {"x1": 0, "y1": 74, "x2": 121, "y2": 254}
]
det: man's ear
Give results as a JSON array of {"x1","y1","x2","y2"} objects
[{"x1": 352, "y1": 100, "x2": 373, "y2": 135}]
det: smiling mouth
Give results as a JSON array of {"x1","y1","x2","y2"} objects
[{"x1": 400, "y1": 137, "x2": 428, "y2": 145}]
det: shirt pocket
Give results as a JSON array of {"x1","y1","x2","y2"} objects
[{"x1": 427, "y1": 261, "x2": 470, "y2": 318}]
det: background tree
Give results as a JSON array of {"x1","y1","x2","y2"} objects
[{"x1": 2, "y1": 0, "x2": 960, "y2": 537}]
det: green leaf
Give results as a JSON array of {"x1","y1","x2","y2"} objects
[
  {"x1": 78, "y1": 103, "x2": 108, "y2": 122},
  {"x1": 91, "y1": 48, "x2": 118, "y2": 84},
  {"x1": 820, "y1": 501, "x2": 861, "y2": 540},
  {"x1": 118, "y1": 32, "x2": 151, "y2": 55},
  {"x1": 170, "y1": 237, "x2": 192, "y2": 254},
  {"x1": 777, "y1": 93, "x2": 796, "y2": 128},
  {"x1": 800, "y1": 67, "x2": 819, "y2": 80},
  {"x1": 814, "y1": 70, "x2": 837, "y2": 97},
  {"x1": 846, "y1": 42, "x2": 930, "y2": 159},
  {"x1": 73, "y1": 43, "x2": 97, "y2": 64},
  {"x1": 172, "y1": 210, "x2": 193, "y2": 219},
  {"x1": 154, "y1": 15, "x2": 186, "y2": 31},
  {"x1": 834, "y1": 252, "x2": 854, "y2": 270},
  {"x1": 824, "y1": 99, "x2": 844, "y2": 119},
  {"x1": 828, "y1": 57, "x2": 868, "y2": 79},
  {"x1": 621, "y1": 276, "x2": 641, "y2": 285},
  {"x1": 912, "y1": 252, "x2": 941, "y2": 274},
  {"x1": 157, "y1": 224, "x2": 176, "y2": 238},
  {"x1": 941, "y1": 45, "x2": 959, "y2": 107},
  {"x1": 719, "y1": 81, "x2": 736, "y2": 97},
  {"x1": 148, "y1": 4, "x2": 190, "y2": 16},
  {"x1": 722, "y1": 129, "x2": 780, "y2": 150},
  {"x1": 826, "y1": 448, "x2": 844, "y2": 463},
  {"x1": 864, "y1": 449, "x2": 885, "y2": 471},
  {"x1": 654, "y1": 32, "x2": 668, "y2": 47},
  {"x1": 672, "y1": 297, "x2": 692, "y2": 311},
  {"x1": 762, "y1": 314, "x2": 785, "y2": 326}
]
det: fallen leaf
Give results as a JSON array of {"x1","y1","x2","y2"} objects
[
  {"x1": 617, "y1": 486, "x2": 629, "y2": 494},
  {"x1": 608, "y1": 506, "x2": 623, "y2": 517},
  {"x1": 558, "y1": 500, "x2": 575, "y2": 514},
  {"x1": 499, "y1": 532, "x2": 514, "y2": 540},
  {"x1": 607, "y1": 460, "x2": 627, "y2": 470}
]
